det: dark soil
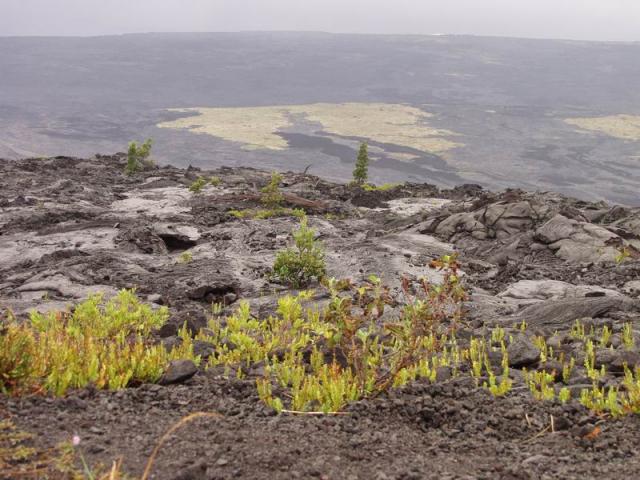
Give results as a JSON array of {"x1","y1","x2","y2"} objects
[{"x1": 2, "y1": 154, "x2": 640, "y2": 479}]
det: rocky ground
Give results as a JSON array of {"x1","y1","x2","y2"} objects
[{"x1": 2, "y1": 154, "x2": 640, "y2": 479}]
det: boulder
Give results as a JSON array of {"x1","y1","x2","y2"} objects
[
  {"x1": 483, "y1": 201, "x2": 536, "y2": 239},
  {"x1": 159, "y1": 359, "x2": 198, "y2": 385},
  {"x1": 498, "y1": 280, "x2": 621, "y2": 302},
  {"x1": 507, "y1": 336, "x2": 540, "y2": 367},
  {"x1": 115, "y1": 226, "x2": 168, "y2": 254},
  {"x1": 153, "y1": 223, "x2": 201, "y2": 251},
  {"x1": 512, "y1": 296, "x2": 639, "y2": 329},
  {"x1": 535, "y1": 214, "x2": 622, "y2": 263}
]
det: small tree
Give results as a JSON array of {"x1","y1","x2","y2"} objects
[
  {"x1": 261, "y1": 172, "x2": 284, "y2": 208},
  {"x1": 125, "y1": 139, "x2": 153, "y2": 175},
  {"x1": 272, "y1": 216, "x2": 326, "y2": 288},
  {"x1": 352, "y1": 142, "x2": 369, "y2": 185}
]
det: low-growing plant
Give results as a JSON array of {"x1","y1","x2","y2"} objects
[
  {"x1": 272, "y1": 216, "x2": 326, "y2": 288},
  {"x1": 580, "y1": 385, "x2": 622, "y2": 416},
  {"x1": 179, "y1": 251, "x2": 193, "y2": 263},
  {"x1": 599, "y1": 325, "x2": 612, "y2": 348},
  {"x1": 485, "y1": 349, "x2": 512, "y2": 397},
  {"x1": 562, "y1": 356, "x2": 575, "y2": 384},
  {"x1": 361, "y1": 183, "x2": 401, "y2": 192},
  {"x1": 189, "y1": 176, "x2": 207, "y2": 193},
  {"x1": 260, "y1": 172, "x2": 284, "y2": 208},
  {"x1": 623, "y1": 322, "x2": 635, "y2": 350},
  {"x1": 583, "y1": 339, "x2": 605, "y2": 381},
  {"x1": 0, "y1": 290, "x2": 198, "y2": 396},
  {"x1": 570, "y1": 319, "x2": 586, "y2": 340},
  {"x1": 0, "y1": 419, "x2": 88, "y2": 479},
  {"x1": 229, "y1": 207, "x2": 306, "y2": 220},
  {"x1": 524, "y1": 369, "x2": 556, "y2": 401},
  {"x1": 491, "y1": 326, "x2": 505, "y2": 345},
  {"x1": 615, "y1": 245, "x2": 631, "y2": 264},
  {"x1": 125, "y1": 138, "x2": 153, "y2": 175},
  {"x1": 198, "y1": 255, "x2": 468, "y2": 412},
  {"x1": 558, "y1": 387, "x2": 571, "y2": 404},
  {"x1": 209, "y1": 176, "x2": 222, "y2": 186}
]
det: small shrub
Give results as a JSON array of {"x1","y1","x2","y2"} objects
[
  {"x1": 0, "y1": 290, "x2": 198, "y2": 396},
  {"x1": 189, "y1": 176, "x2": 207, "y2": 193},
  {"x1": 125, "y1": 138, "x2": 153, "y2": 175},
  {"x1": 352, "y1": 142, "x2": 369, "y2": 185},
  {"x1": 200, "y1": 255, "x2": 467, "y2": 412},
  {"x1": 272, "y1": 216, "x2": 326, "y2": 288},
  {"x1": 260, "y1": 172, "x2": 284, "y2": 208},
  {"x1": 209, "y1": 176, "x2": 222, "y2": 186}
]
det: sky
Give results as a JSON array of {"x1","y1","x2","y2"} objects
[{"x1": 1, "y1": 0, "x2": 639, "y2": 41}]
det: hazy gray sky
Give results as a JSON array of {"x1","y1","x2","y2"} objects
[{"x1": 1, "y1": 0, "x2": 639, "y2": 41}]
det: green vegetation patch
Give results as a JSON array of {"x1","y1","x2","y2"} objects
[{"x1": 0, "y1": 290, "x2": 198, "y2": 396}]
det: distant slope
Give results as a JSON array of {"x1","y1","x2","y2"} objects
[{"x1": 0, "y1": 32, "x2": 639, "y2": 204}]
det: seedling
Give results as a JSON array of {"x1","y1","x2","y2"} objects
[
  {"x1": 570, "y1": 319, "x2": 586, "y2": 340},
  {"x1": 352, "y1": 142, "x2": 369, "y2": 185},
  {"x1": 125, "y1": 138, "x2": 153, "y2": 175},
  {"x1": 524, "y1": 369, "x2": 556, "y2": 401},
  {"x1": 599, "y1": 325, "x2": 612, "y2": 348},
  {"x1": 558, "y1": 387, "x2": 571, "y2": 404},
  {"x1": 623, "y1": 322, "x2": 635, "y2": 350},
  {"x1": 615, "y1": 246, "x2": 631, "y2": 264},
  {"x1": 562, "y1": 357, "x2": 575, "y2": 384},
  {"x1": 260, "y1": 172, "x2": 284, "y2": 208},
  {"x1": 272, "y1": 216, "x2": 326, "y2": 288}
]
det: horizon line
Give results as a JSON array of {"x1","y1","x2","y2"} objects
[{"x1": 0, "y1": 30, "x2": 639, "y2": 44}]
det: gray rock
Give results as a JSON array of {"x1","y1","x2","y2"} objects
[
  {"x1": 171, "y1": 460, "x2": 208, "y2": 480},
  {"x1": 193, "y1": 340, "x2": 216, "y2": 360},
  {"x1": 610, "y1": 351, "x2": 640, "y2": 373},
  {"x1": 159, "y1": 359, "x2": 198, "y2": 385},
  {"x1": 535, "y1": 214, "x2": 621, "y2": 263},
  {"x1": 158, "y1": 322, "x2": 178, "y2": 338},
  {"x1": 498, "y1": 280, "x2": 621, "y2": 302},
  {"x1": 170, "y1": 310, "x2": 208, "y2": 334},
  {"x1": 147, "y1": 293, "x2": 164, "y2": 304},
  {"x1": 161, "y1": 336, "x2": 183, "y2": 351},
  {"x1": 153, "y1": 223, "x2": 201, "y2": 250},
  {"x1": 507, "y1": 336, "x2": 540, "y2": 367},
  {"x1": 512, "y1": 296, "x2": 639, "y2": 330}
]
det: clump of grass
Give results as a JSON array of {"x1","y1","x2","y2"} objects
[
  {"x1": 209, "y1": 176, "x2": 222, "y2": 186},
  {"x1": 271, "y1": 216, "x2": 326, "y2": 288},
  {"x1": 125, "y1": 139, "x2": 153, "y2": 175},
  {"x1": 189, "y1": 176, "x2": 207, "y2": 194},
  {"x1": 0, "y1": 290, "x2": 198, "y2": 396}
]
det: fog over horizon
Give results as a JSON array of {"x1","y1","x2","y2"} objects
[{"x1": 1, "y1": 0, "x2": 640, "y2": 42}]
